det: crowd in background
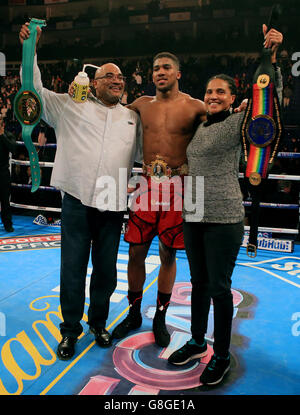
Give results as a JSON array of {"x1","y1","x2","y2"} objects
[
  {"x1": 2, "y1": 0, "x2": 299, "y2": 62},
  {"x1": 2, "y1": 49, "x2": 299, "y2": 133},
  {"x1": 0, "y1": 51, "x2": 299, "y2": 230}
]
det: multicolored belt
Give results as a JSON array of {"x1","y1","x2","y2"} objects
[
  {"x1": 242, "y1": 75, "x2": 282, "y2": 187},
  {"x1": 241, "y1": 4, "x2": 283, "y2": 258},
  {"x1": 14, "y1": 18, "x2": 47, "y2": 192},
  {"x1": 143, "y1": 156, "x2": 188, "y2": 179}
]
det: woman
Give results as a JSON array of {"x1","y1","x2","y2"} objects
[{"x1": 168, "y1": 27, "x2": 283, "y2": 386}]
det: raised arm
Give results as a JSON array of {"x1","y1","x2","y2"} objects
[
  {"x1": 263, "y1": 24, "x2": 283, "y2": 103},
  {"x1": 19, "y1": 23, "x2": 69, "y2": 129},
  {"x1": 235, "y1": 24, "x2": 284, "y2": 113}
]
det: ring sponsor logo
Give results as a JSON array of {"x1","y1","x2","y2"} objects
[{"x1": 0, "y1": 234, "x2": 61, "y2": 252}]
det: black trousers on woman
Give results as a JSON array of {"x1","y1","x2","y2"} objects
[
  {"x1": 59, "y1": 193, "x2": 124, "y2": 338},
  {"x1": 183, "y1": 221, "x2": 244, "y2": 357}
]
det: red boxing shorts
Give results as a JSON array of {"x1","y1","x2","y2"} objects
[{"x1": 124, "y1": 175, "x2": 185, "y2": 249}]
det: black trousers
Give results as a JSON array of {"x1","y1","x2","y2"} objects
[
  {"x1": 0, "y1": 170, "x2": 12, "y2": 228},
  {"x1": 59, "y1": 193, "x2": 124, "y2": 338},
  {"x1": 183, "y1": 221, "x2": 244, "y2": 357}
]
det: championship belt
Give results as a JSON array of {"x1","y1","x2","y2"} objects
[
  {"x1": 241, "y1": 5, "x2": 283, "y2": 257},
  {"x1": 142, "y1": 156, "x2": 188, "y2": 182},
  {"x1": 14, "y1": 18, "x2": 47, "y2": 192}
]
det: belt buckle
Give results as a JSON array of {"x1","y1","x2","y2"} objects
[{"x1": 150, "y1": 157, "x2": 169, "y2": 182}]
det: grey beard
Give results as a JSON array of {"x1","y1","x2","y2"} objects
[{"x1": 106, "y1": 95, "x2": 120, "y2": 104}]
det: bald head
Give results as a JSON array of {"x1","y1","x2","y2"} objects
[
  {"x1": 93, "y1": 62, "x2": 125, "y2": 106},
  {"x1": 95, "y1": 63, "x2": 122, "y2": 79}
]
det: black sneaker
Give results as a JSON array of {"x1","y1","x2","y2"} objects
[
  {"x1": 112, "y1": 313, "x2": 142, "y2": 339},
  {"x1": 168, "y1": 339, "x2": 207, "y2": 365},
  {"x1": 200, "y1": 354, "x2": 230, "y2": 385}
]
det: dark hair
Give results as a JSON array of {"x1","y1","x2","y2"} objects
[
  {"x1": 206, "y1": 74, "x2": 237, "y2": 96},
  {"x1": 153, "y1": 52, "x2": 180, "y2": 70}
]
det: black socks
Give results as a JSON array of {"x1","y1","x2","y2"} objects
[{"x1": 128, "y1": 290, "x2": 143, "y2": 316}]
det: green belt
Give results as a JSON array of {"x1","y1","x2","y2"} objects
[{"x1": 14, "y1": 18, "x2": 46, "y2": 192}]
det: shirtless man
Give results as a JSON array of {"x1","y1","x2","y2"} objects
[{"x1": 112, "y1": 52, "x2": 207, "y2": 346}]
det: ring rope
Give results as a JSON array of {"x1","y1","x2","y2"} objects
[
  {"x1": 11, "y1": 159, "x2": 54, "y2": 168},
  {"x1": 11, "y1": 183, "x2": 59, "y2": 191},
  {"x1": 243, "y1": 201, "x2": 298, "y2": 209},
  {"x1": 244, "y1": 225, "x2": 298, "y2": 235},
  {"x1": 10, "y1": 151, "x2": 300, "y2": 238},
  {"x1": 10, "y1": 160, "x2": 300, "y2": 181},
  {"x1": 10, "y1": 182, "x2": 299, "y2": 210},
  {"x1": 16, "y1": 141, "x2": 57, "y2": 148},
  {"x1": 14, "y1": 141, "x2": 300, "y2": 157},
  {"x1": 10, "y1": 202, "x2": 61, "y2": 212}
]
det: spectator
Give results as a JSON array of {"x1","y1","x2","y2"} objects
[{"x1": 0, "y1": 115, "x2": 16, "y2": 232}]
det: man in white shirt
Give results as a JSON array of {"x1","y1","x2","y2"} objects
[{"x1": 19, "y1": 23, "x2": 142, "y2": 360}]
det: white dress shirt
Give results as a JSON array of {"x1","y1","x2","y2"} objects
[{"x1": 21, "y1": 55, "x2": 142, "y2": 211}]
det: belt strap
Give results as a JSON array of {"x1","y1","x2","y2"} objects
[
  {"x1": 14, "y1": 18, "x2": 47, "y2": 192},
  {"x1": 241, "y1": 6, "x2": 283, "y2": 257}
]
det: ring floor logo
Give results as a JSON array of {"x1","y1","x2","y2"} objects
[
  {"x1": 238, "y1": 255, "x2": 300, "y2": 289},
  {"x1": 0, "y1": 236, "x2": 299, "y2": 395},
  {"x1": 78, "y1": 283, "x2": 253, "y2": 395},
  {"x1": 0, "y1": 234, "x2": 61, "y2": 252}
]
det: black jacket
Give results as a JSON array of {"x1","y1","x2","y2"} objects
[{"x1": 0, "y1": 130, "x2": 16, "y2": 172}]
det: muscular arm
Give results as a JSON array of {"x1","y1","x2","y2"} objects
[{"x1": 126, "y1": 95, "x2": 152, "y2": 114}]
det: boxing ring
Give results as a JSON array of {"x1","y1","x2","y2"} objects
[
  {"x1": 0, "y1": 138, "x2": 299, "y2": 397},
  {"x1": 10, "y1": 139, "x2": 300, "y2": 241}
]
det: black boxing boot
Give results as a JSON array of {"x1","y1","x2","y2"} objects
[
  {"x1": 112, "y1": 290, "x2": 143, "y2": 339},
  {"x1": 153, "y1": 291, "x2": 171, "y2": 347}
]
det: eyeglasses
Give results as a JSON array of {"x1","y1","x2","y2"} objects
[{"x1": 95, "y1": 73, "x2": 126, "y2": 82}]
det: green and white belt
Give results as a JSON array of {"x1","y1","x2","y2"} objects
[{"x1": 14, "y1": 18, "x2": 47, "y2": 192}]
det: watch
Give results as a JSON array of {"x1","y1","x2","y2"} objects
[{"x1": 14, "y1": 18, "x2": 46, "y2": 192}]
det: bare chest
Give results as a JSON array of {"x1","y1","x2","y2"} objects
[{"x1": 140, "y1": 101, "x2": 197, "y2": 136}]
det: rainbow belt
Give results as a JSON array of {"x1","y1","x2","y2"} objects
[
  {"x1": 241, "y1": 74, "x2": 282, "y2": 258},
  {"x1": 246, "y1": 83, "x2": 274, "y2": 179},
  {"x1": 241, "y1": 81, "x2": 282, "y2": 187}
]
